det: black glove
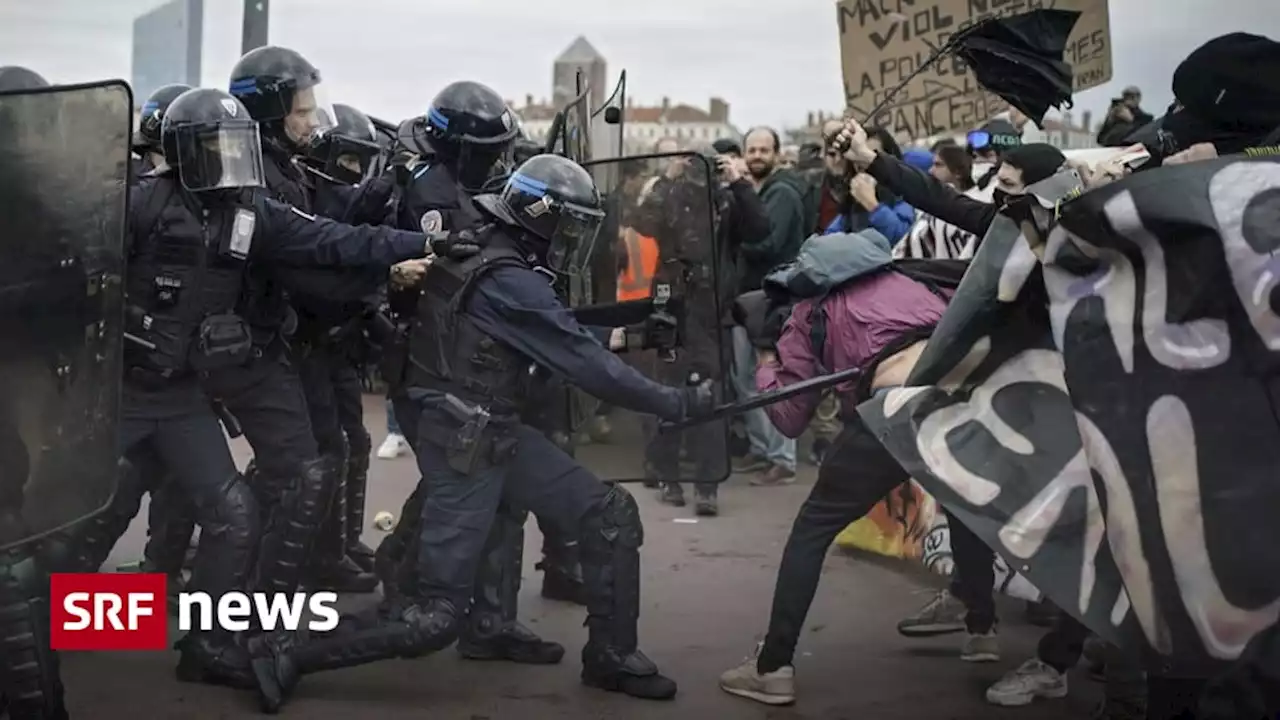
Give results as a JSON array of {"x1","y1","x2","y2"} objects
[
  {"x1": 625, "y1": 310, "x2": 678, "y2": 351},
  {"x1": 680, "y1": 379, "x2": 716, "y2": 421},
  {"x1": 426, "y1": 226, "x2": 486, "y2": 260}
]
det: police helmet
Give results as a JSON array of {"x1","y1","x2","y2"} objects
[
  {"x1": 401, "y1": 81, "x2": 519, "y2": 191},
  {"x1": 161, "y1": 88, "x2": 266, "y2": 193},
  {"x1": 134, "y1": 83, "x2": 193, "y2": 154},
  {"x1": 0, "y1": 66, "x2": 48, "y2": 93},
  {"x1": 228, "y1": 45, "x2": 333, "y2": 149},
  {"x1": 304, "y1": 102, "x2": 382, "y2": 184},
  {"x1": 476, "y1": 154, "x2": 604, "y2": 274}
]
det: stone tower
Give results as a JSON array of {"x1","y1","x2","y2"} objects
[{"x1": 552, "y1": 36, "x2": 606, "y2": 110}]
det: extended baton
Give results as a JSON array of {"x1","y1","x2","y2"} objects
[{"x1": 660, "y1": 366, "x2": 862, "y2": 432}]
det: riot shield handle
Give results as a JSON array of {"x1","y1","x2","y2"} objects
[{"x1": 653, "y1": 283, "x2": 676, "y2": 362}]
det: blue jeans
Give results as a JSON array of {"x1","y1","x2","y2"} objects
[
  {"x1": 730, "y1": 326, "x2": 796, "y2": 471},
  {"x1": 385, "y1": 397, "x2": 401, "y2": 436}
]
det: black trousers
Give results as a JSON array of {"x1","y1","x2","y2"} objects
[
  {"x1": 296, "y1": 344, "x2": 366, "y2": 459},
  {"x1": 203, "y1": 352, "x2": 320, "y2": 479},
  {"x1": 945, "y1": 509, "x2": 997, "y2": 634},
  {"x1": 756, "y1": 414, "x2": 907, "y2": 673}
]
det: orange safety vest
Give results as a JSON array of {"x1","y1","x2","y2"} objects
[{"x1": 616, "y1": 228, "x2": 659, "y2": 301}]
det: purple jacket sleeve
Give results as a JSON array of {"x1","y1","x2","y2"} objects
[{"x1": 755, "y1": 299, "x2": 822, "y2": 438}]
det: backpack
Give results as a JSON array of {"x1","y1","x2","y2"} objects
[{"x1": 807, "y1": 258, "x2": 968, "y2": 403}]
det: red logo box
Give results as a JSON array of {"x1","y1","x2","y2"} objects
[{"x1": 49, "y1": 573, "x2": 168, "y2": 651}]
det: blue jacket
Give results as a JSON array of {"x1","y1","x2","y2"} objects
[{"x1": 823, "y1": 200, "x2": 914, "y2": 242}]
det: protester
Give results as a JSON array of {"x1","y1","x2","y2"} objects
[
  {"x1": 1096, "y1": 85, "x2": 1153, "y2": 147},
  {"x1": 822, "y1": 125, "x2": 914, "y2": 243},
  {"x1": 733, "y1": 126, "x2": 808, "y2": 485},
  {"x1": 895, "y1": 145, "x2": 980, "y2": 259},
  {"x1": 967, "y1": 117, "x2": 1022, "y2": 191},
  {"x1": 376, "y1": 399, "x2": 409, "y2": 459},
  {"x1": 718, "y1": 228, "x2": 949, "y2": 706}
]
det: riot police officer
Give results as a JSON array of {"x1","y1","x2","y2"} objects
[
  {"x1": 248, "y1": 154, "x2": 715, "y2": 712},
  {"x1": 120, "y1": 87, "x2": 431, "y2": 684},
  {"x1": 222, "y1": 45, "x2": 377, "y2": 593},
  {"x1": 132, "y1": 83, "x2": 192, "y2": 179},
  {"x1": 289, "y1": 101, "x2": 396, "y2": 575},
  {"x1": 381, "y1": 82, "x2": 591, "y2": 612}
]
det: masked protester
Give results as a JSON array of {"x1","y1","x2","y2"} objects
[
  {"x1": 966, "y1": 118, "x2": 1023, "y2": 193},
  {"x1": 246, "y1": 154, "x2": 717, "y2": 713}
]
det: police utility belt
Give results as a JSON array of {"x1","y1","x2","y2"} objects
[{"x1": 437, "y1": 393, "x2": 518, "y2": 475}]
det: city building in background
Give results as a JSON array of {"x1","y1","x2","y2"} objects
[
  {"x1": 241, "y1": 0, "x2": 270, "y2": 54},
  {"x1": 130, "y1": 0, "x2": 203, "y2": 110},
  {"x1": 514, "y1": 37, "x2": 739, "y2": 154}
]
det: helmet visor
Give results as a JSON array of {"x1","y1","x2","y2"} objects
[
  {"x1": 544, "y1": 200, "x2": 605, "y2": 277},
  {"x1": 175, "y1": 121, "x2": 266, "y2": 192},
  {"x1": 283, "y1": 83, "x2": 336, "y2": 148}
]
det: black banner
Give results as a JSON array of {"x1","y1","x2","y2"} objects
[{"x1": 859, "y1": 156, "x2": 1280, "y2": 673}]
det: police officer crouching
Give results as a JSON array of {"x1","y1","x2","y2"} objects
[
  {"x1": 122, "y1": 87, "x2": 431, "y2": 684},
  {"x1": 247, "y1": 154, "x2": 715, "y2": 711},
  {"x1": 220, "y1": 45, "x2": 378, "y2": 593}
]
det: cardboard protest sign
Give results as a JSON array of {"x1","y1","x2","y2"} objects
[{"x1": 836, "y1": 0, "x2": 1112, "y2": 139}]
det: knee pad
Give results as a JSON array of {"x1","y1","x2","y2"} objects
[
  {"x1": 586, "y1": 484, "x2": 643, "y2": 550},
  {"x1": 196, "y1": 473, "x2": 260, "y2": 543}
]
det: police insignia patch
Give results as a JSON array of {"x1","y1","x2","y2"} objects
[
  {"x1": 420, "y1": 210, "x2": 443, "y2": 234},
  {"x1": 525, "y1": 196, "x2": 551, "y2": 218},
  {"x1": 220, "y1": 98, "x2": 238, "y2": 116}
]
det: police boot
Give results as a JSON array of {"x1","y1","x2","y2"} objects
[
  {"x1": 177, "y1": 473, "x2": 260, "y2": 688},
  {"x1": 307, "y1": 453, "x2": 378, "y2": 593},
  {"x1": 458, "y1": 510, "x2": 564, "y2": 665},
  {"x1": 694, "y1": 483, "x2": 718, "y2": 517},
  {"x1": 579, "y1": 486, "x2": 677, "y2": 700},
  {"x1": 254, "y1": 458, "x2": 337, "y2": 594},
  {"x1": 344, "y1": 430, "x2": 376, "y2": 572},
  {"x1": 249, "y1": 598, "x2": 463, "y2": 714},
  {"x1": 659, "y1": 481, "x2": 686, "y2": 507},
  {"x1": 0, "y1": 549, "x2": 69, "y2": 720},
  {"x1": 536, "y1": 521, "x2": 586, "y2": 606},
  {"x1": 375, "y1": 486, "x2": 424, "y2": 611}
]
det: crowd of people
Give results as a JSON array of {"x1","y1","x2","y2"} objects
[{"x1": 1, "y1": 20, "x2": 1278, "y2": 720}]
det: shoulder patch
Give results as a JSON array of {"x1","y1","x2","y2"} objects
[
  {"x1": 420, "y1": 210, "x2": 443, "y2": 234},
  {"x1": 289, "y1": 207, "x2": 317, "y2": 222}
]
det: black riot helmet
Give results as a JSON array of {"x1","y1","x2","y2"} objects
[
  {"x1": 302, "y1": 102, "x2": 382, "y2": 185},
  {"x1": 0, "y1": 66, "x2": 48, "y2": 92},
  {"x1": 475, "y1": 154, "x2": 604, "y2": 275},
  {"x1": 228, "y1": 45, "x2": 333, "y2": 152},
  {"x1": 161, "y1": 88, "x2": 266, "y2": 193},
  {"x1": 399, "y1": 80, "x2": 519, "y2": 192},
  {"x1": 134, "y1": 83, "x2": 193, "y2": 154}
]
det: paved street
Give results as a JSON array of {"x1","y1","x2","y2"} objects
[{"x1": 64, "y1": 396, "x2": 1100, "y2": 719}]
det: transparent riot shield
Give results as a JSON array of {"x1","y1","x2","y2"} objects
[
  {"x1": 0, "y1": 80, "x2": 129, "y2": 549},
  {"x1": 589, "y1": 70, "x2": 625, "y2": 165},
  {"x1": 568, "y1": 152, "x2": 731, "y2": 485}
]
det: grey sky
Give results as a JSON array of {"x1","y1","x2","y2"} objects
[{"x1": 2, "y1": 0, "x2": 1277, "y2": 133}]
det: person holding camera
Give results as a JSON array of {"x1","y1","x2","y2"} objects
[{"x1": 1097, "y1": 86, "x2": 1154, "y2": 147}]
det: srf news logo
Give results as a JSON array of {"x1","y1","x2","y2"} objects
[{"x1": 49, "y1": 573, "x2": 339, "y2": 651}]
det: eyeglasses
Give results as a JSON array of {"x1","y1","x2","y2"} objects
[{"x1": 966, "y1": 130, "x2": 1021, "y2": 152}]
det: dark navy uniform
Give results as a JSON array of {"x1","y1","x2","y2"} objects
[
  {"x1": 248, "y1": 155, "x2": 714, "y2": 713},
  {"x1": 374, "y1": 81, "x2": 572, "y2": 666}
]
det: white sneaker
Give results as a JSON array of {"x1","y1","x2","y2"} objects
[
  {"x1": 985, "y1": 658, "x2": 1068, "y2": 706},
  {"x1": 376, "y1": 433, "x2": 408, "y2": 459},
  {"x1": 717, "y1": 642, "x2": 796, "y2": 706}
]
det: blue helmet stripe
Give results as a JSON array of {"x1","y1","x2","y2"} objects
[
  {"x1": 510, "y1": 172, "x2": 548, "y2": 195},
  {"x1": 427, "y1": 107, "x2": 450, "y2": 130},
  {"x1": 229, "y1": 78, "x2": 258, "y2": 95}
]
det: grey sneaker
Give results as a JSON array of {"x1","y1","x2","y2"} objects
[
  {"x1": 897, "y1": 589, "x2": 967, "y2": 637},
  {"x1": 960, "y1": 631, "x2": 1000, "y2": 662},
  {"x1": 718, "y1": 644, "x2": 795, "y2": 706},
  {"x1": 985, "y1": 659, "x2": 1068, "y2": 706},
  {"x1": 732, "y1": 453, "x2": 771, "y2": 473}
]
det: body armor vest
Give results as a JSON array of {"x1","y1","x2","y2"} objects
[
  {"x1": 406, "y1": 232, "x2": 533, "y2": 417},
  {"x1": 125, "y1": 177, "x2": 250, "y2": 382},
  {"x1": 240, "y1": 150, "x2": 311, "y2": 339}
]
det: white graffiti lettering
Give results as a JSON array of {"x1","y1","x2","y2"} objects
[
  {"x1": 1148, "y1": 395, "x2": 1280, "y2": 660},
  {"x1": 1105, "y1": 191, "x2": 1230, "y2": 369},
  {"x1": 1209, "y1": 162, "x2": 1280, "y2": 351}
]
